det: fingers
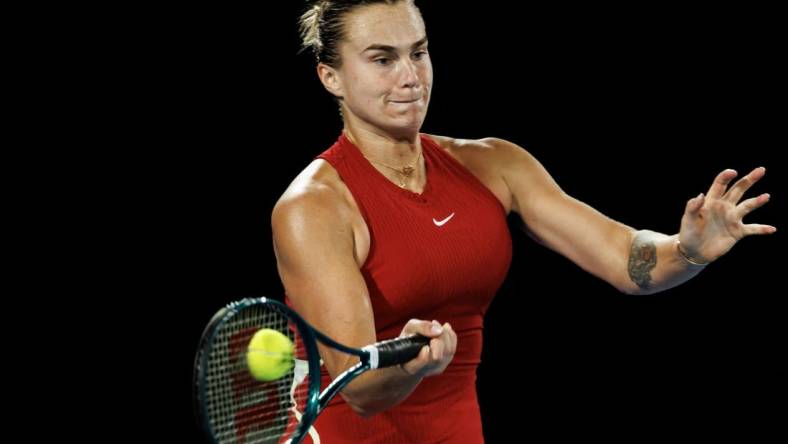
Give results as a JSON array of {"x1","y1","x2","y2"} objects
[
  {"x1": 430, "y1": 335, "x2": 444, "y2": 360},
  {"x1": 445, "y1": 323, "x2": 456, "y2": 355},
  {"x1": 401, "y1": 345, "x2": 430, "y2": 376},
  {"x1": 427, "y1": 320, "x2": 443, "y2": 337},
  {"x1": 724, "y1": 167, "x2": 766, "y2": 203},
  {"x1": 706, "y1": 169, "x2": 738, "y2": 199},
  {"x1": 400, "y1": 319, "x2": 456, "y2": 377},
  {"x1": 736, "y1": 193, "x2": 770, "y2": 219},
  {"x1": 437, "y1": 322, "x2": 456, "y2": 357},
  {"x1": 417, "y1": 344, "x2": 430, "y2": 362},
  {"x1": 685, "y1": 192, "x2": 705, "y2": 215},
  {"x1": 427, "y1": 321, "x2": 456, "y2": 361},
  {"x1": 742, "y1": 223, "x2": 777, "y2": 236},
  {"x1": 403, "y1": 319, "x2": 443, "y2": 338}
]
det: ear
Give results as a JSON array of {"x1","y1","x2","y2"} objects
[{"x1": 317, "y1": 63, "x2": 344, "y2": 99}]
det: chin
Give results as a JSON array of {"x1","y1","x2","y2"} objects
[
  {"x1": 385, "y1": 112, "x2": 426, "y2": 132},
  {"x1": 386, "y1": 124, "x2": 423, "y2": 141}
]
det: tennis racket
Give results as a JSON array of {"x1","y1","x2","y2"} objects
[{"x1": 193, "y1": 297, "x2": 430, "y2": 444}]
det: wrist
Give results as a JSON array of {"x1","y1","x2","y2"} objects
[{"x1": 676, "y1": 240, "x2": 709, "y2": 266}]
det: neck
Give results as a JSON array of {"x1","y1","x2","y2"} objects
[
  {"x1": 343, "y1": 126, "x2": 422, "y2": 163},
  {"x1": 342, "y1": 124, "x2": 426, "y2": 191}
]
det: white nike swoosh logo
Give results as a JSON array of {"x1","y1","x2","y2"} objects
[{"x1": 433, "y1": 213, "x2": 455, "y2": 227}]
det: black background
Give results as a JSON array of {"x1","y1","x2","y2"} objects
[{"x1": 126, "y1": 2, "x2": 784, "y2": 442}]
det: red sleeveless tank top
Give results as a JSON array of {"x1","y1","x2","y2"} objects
[{"x1": 298, "y1": 133, "x2": 511, "y2": 443}]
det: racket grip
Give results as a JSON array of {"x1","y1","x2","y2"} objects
[{"x1": 371, "y1": 334, "x2": 431, "y2": 368}]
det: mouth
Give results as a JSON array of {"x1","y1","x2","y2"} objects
[{"x1": 389, "y1": 98, "x2": 422, "y2": 104}]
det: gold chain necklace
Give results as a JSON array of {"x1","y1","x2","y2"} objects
[{"x1": 363, "y1": 150, "x2": 422, "y2": 188}]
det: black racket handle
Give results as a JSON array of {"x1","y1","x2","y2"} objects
[{"x1": 372, "y1": 334, "x2": 432, "y2": 368}]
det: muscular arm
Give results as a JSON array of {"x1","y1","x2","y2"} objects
[
  {"x1": 491, "y1": 138, "x2": 705, "y2": 295},
  {"x1": 625, "y1": 230, "x2": 705, "y2": 294},
  {"x1": 272, "y1": 174, "x2": 454, "y2": 416}
]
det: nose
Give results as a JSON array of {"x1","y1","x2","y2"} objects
[{"x1": 397, "y1": 58, "x2": 420, "y2": 89}]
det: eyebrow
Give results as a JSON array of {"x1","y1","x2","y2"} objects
[{"x1": 362, "y1": 37, "x2": 428, "y2": 53}]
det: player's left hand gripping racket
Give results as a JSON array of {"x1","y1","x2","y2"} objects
[{"x1": 194, "y1": 297, "x2": 430, "y2": 444}]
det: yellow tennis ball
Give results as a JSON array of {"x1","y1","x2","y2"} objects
[{"x1": 246, "y1": 328, "x2": 295, "y2": 382}]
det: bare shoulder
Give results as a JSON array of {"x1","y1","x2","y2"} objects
[
  {"x1": 272, "y1": 159, "x2": 354, "y2": 237},
  {"x1": 423, "y1": 133, "x2": 529, "y2": 167},
  {"x1": 272, "y1": 159, "x2": 371, "y2": 266}
]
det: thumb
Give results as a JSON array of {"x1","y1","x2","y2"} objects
[
  {"x1": 402, "y1": 319, "x2": 444, "y2": 338},
  {"x1": 420, "y1": 320, "x2": 443, "y2": 337},
  {"x1": 685, "y1": 193, "x2": 705, "y2": 215}
]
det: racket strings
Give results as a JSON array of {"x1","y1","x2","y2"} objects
[{"x1": 203, "y1": 304, "x2": 312, "y2": 443}]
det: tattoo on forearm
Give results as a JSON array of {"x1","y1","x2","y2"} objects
[{"x1": 628, "y1": 233, "x2": 657, "y2": 289}]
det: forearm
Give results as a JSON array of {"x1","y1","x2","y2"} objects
[
  {"x1": 340, "y1": 362, "x2": 423, "y2": 417},
  {"x1": 624, "y1": 230, "x2": 707, "y2": 295}
]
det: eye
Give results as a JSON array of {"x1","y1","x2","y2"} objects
[
  {"x1": 412, "y1": 50, "x2": 428, "y2": 60},
  {"x1": 374, "y1": 57, "x2": 391, "y2": 66}
]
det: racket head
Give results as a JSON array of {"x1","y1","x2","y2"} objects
[{"x1": 194, "y1": 297, "x2": 321, "y2": 444}]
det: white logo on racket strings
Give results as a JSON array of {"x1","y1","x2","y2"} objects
[{"x1": 433, "y1": 212, "x2": 455, "y2": 227}]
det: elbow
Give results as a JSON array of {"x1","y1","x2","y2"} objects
[
  {"x1": 331, "y1": 367, "x2": 388, "y2": 418},
  {"x1": 342, "y1": 394, "x2": 381, "y2": 418},
  {"x1": 619, "y1": 285, "x2": 644, "y2": 296},
  {"x1": 334, "y1": 367, "x2": 412, "y2": 418},
  {"x1": 617, "y1": 282, "x2": 659, "y2": 296},
  {"x1": 339, "y1": 382, "x2": 384, "y2": 418},
  {"x1": 612, "y1": 274, "x2": 639, "y2": 295},
  {"x1": 614, "y1": 275, "x2": 648, "y2": 296},
  {"x1": 615, "y1": 265, "x2": 657, "y2": 296},
  {"x1": 350, "y1": 404, "x2": 377, "y2": 419}
]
